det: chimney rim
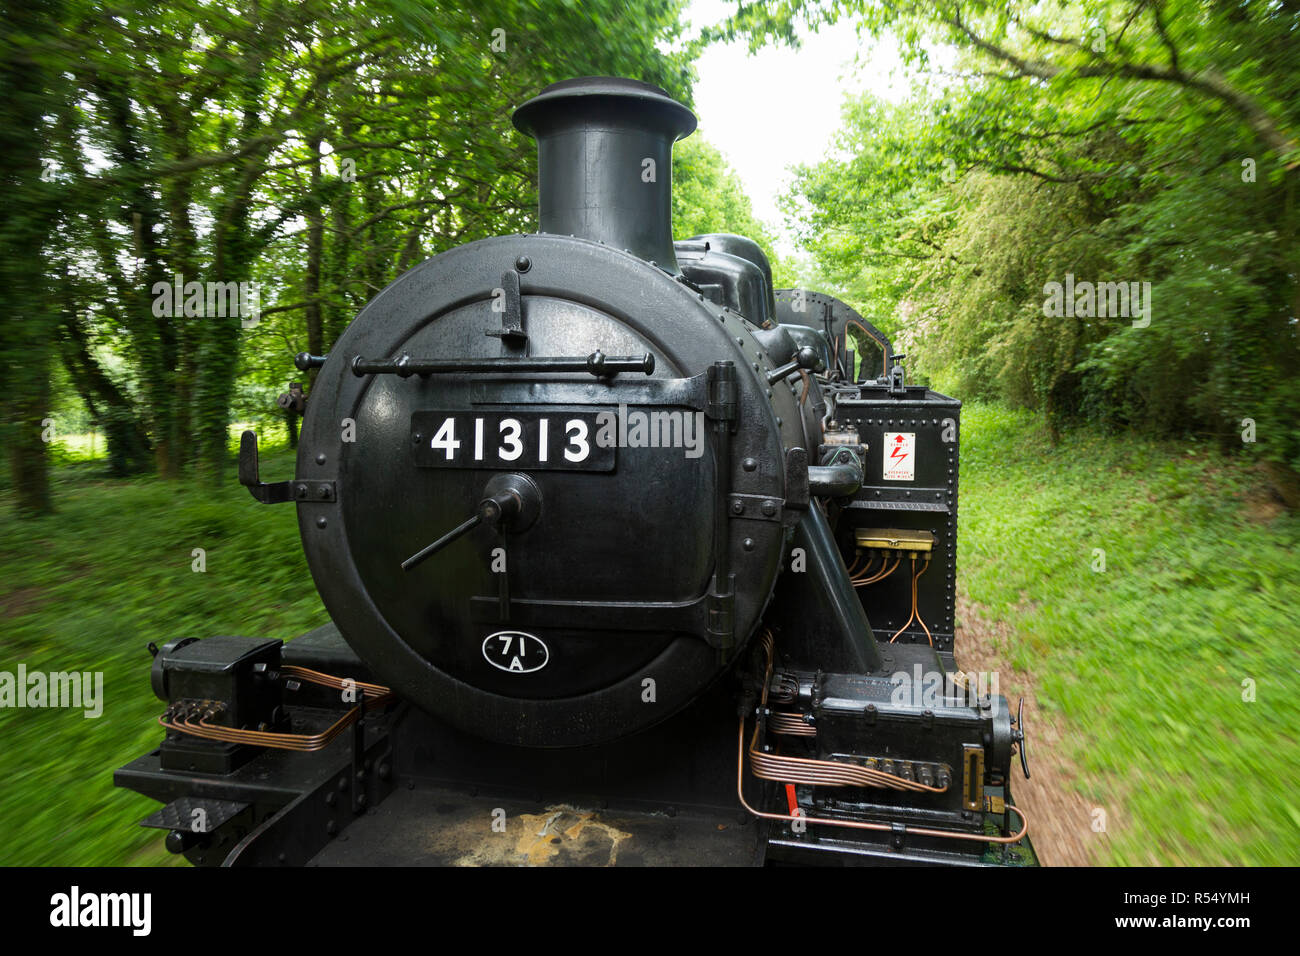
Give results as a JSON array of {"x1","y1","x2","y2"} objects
[{"x1": 512, "y1": 75, "x2": 697, "y2": 141}]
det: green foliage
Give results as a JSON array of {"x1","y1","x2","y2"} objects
[
  {"x1": 3, "y1": 0, "x2": 808, "y2": 509},
  {"x1": 780, "y1": 0, "x2": 1299, "y2": 492},
  {"x1": 958, "y1": 404, "x2": 1300, "y2": 865},
  {"x1": 9, "y1": 0, "x2": 699, "y2": 495},
  {"x1": 673, "y1": 136, "x2": 779, "y2": 249},
  {"x1": 0, "y1": 0, "x2": 65, "y2": 515},
  {"x1": 0, "y1": 446, "x2": 320, "y2": 864},
  {"x1": 782, "y1": 94, "x2": 960, "y2": 341}
]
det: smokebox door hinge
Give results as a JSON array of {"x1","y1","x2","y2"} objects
[
  {"x1": 705, "y1": 361, "x2": 738, "y2": 423},
  {"x1": 705, "y1": 573, "x2": 736, "y2": 652}
]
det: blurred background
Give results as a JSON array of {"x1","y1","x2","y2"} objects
[{"x1": 1, "y1": 0, "x2": 1296, "y2": 865}]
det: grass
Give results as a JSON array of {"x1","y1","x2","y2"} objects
[
  {"x1": 1, "y1": 409, "x2": 1297, "y2": 865},
  {"x1": 0, "y1": 446, "x2": 324, "y2": 865},
  {"x1": 956, "y1": 404, "x2": 1300, "y2": 865}
]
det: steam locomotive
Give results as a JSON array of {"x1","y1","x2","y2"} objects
[{"x1": 116, "y1": 77, "x2": 1036, "y2": 867}]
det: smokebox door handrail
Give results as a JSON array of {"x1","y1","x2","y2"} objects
[{"x1": 349, "y1": 351, "x2": 656, "y2": 379}]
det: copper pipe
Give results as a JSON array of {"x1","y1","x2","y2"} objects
[
  {"x1": 281, "y1": 665, "x2": 390, "y2": 699},
  {"x1": 744, "y1": 634, "x2": 1027, "y2": 845},
  {"x1": 853, "y1": 554, "x2": 899, "y2": 585},
  {"x1": 768, "y1": 712, "x2": 817, "y2": 737},
  {"x1": 889, "y1": 555, "x2": 932, "y2": 644},
  {"x1": 738, "y1": 721, "x2": 1030, "y2": 845},
  {"x1": 158, "y1": 666, "x2": 394, "y2": 752}
]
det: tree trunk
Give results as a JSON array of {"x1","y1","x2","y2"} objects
[
  {"x1": 58, "y1": 312, "x2": 152, "y2": 476},
  {"x1": 91, "y1": 76, "x2": 181, "y2": 477},
  {"x1": 1, "y1": 0, "x2": 60, "y2": 515},
  {"x1": 7, "y1": 366, "x2": 54, "y2": 517}
]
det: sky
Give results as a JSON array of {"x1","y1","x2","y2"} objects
[{"x1": 682, "y1": 0, "x2": 918, "y2": 253}]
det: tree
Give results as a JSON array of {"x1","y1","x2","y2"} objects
[
  {"x1": 673, "y1": 137, "x2": 779, "y2": 246},
  {"x1": 0, "y1": 0, "x2": 66, "y2": 515},
  {"x1": 768, "y1": 0, "x2": 1298, "y2": 494},
  {"x1": 8, "y1": 0, "x2": 700, "y2": 509}
]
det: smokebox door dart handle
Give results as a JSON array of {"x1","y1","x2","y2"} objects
[
  {"x1": 400, "y1": 512, "x2": 482, "y2": 572},
  {"x1": 400, "y1": 491, "x2": 521, "y2": 572},
  {"x1": 351, "y1": 350, "x2": 655, "y2": 379},
  {"x1": 401, "y1": 473, "x2": 542, "y2": 572}
]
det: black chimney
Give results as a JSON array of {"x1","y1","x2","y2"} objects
[{"x1": 512, "y1": 77, "x2": 697, "y2": 274}]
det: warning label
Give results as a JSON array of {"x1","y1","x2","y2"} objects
[{"x1": 883, "y1": 432, "x2": 915, "y2": 481}]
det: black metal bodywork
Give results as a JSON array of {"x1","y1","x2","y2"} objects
[
  {"x1": 119, "y1": 624, "x2": 1031, "y2": 867},
  {"x1": 115, "y1": 77, "x2": 1035, "y2": 867},
  {"x1": 775, "y1": 288, "x2": 894, "y2": 383},
  {"x1": 291, "y1": 231, "x2": 800, "y2": 747},
  {"x1": 836, "y1": 385, "x2": 961, "y2": 656}
]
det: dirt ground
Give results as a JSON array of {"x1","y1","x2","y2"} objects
[{"x1": 954, "y1": 595, "x2": 1110, "y2": 867}]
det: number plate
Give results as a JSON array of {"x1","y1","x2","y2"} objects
[{"x1": 410, "y1": 409, "x2": 614, "y2": 471}]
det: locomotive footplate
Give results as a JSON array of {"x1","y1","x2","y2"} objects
[
  {"x1": 309, "y1": 788, "x2": 761, "y2": 866},
  {"x1": 115, "y1": 701, "x2": 398, "y2": 866}
]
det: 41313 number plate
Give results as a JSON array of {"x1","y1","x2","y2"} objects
[{"x1": 410, "y1": 409, "x2": 615, "y2": 471}]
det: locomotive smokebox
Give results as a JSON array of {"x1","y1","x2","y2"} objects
[{"x1": 513, "y1": 76, "x2": 696, "y2": 273}]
